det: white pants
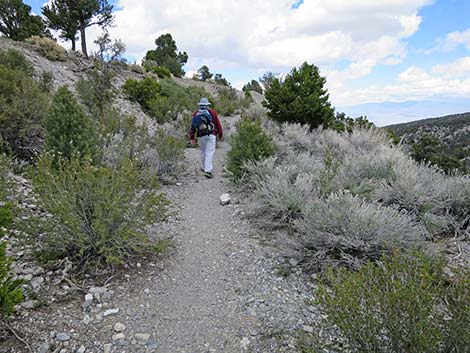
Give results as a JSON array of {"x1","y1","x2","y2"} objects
[{"x1": 198, "y1": 134, "x2": 216, "y2": 173}]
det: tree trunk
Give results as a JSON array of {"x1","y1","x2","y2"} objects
[
  {"x1": 71, "y1": 38, "x2": 76, "y2": 51},
  {"x1": 79, "y1": 20, "x2": 87, "y2": 58}
]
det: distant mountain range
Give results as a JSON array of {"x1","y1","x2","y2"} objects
[{"x1": 338, "y1": 98, "x2": 470, "y2": 126}]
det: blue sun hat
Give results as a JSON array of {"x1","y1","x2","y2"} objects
[{"x1": 197, "y1": 97, "x2": 211, "y2": 107}]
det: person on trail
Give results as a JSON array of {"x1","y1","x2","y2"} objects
[{"x1": 190, "y1": 97, "x2": 223, "y2": 178}]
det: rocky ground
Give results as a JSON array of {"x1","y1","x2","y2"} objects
[{"x1": 2, "y1": 115, "x2": 318, "y2": 353}]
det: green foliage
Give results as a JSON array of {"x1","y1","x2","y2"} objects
[
  {"x1": 412, "y1": 133, "x2": 466, "y2": 173},
  {"x1": 263, "y1": 62, "x2": 335, "y2": 128},
  {"x1": 76, "y1": 32, "x2": 125, "y2": 117},
  {"x1": 0, "y1": 242, "x2": 23, "y2": 317},
  {"x1": 242, "y1": 79, "x2": 263, "y2": 94},
  {"x1": 195, "y1": 65, "x2": 212, "y2": 81},
  {"x1": 213, "y1": 87, "x2": 252, "y2": 116},
  {"x1": 0, "y1": 50, "x2": 49, "y2": 160},
  {"x1": 123, "y1": 76, "x2": 161, "y2": 112},
  {"x1": 25, "y1": 35, "x2": 67, "y2": 61},
  {"x1": 0, "y1": 0, "x2": 48, "y2": 40},
  {"x1": 42, "y1": 0, "x2": 114, "y2": 57},
  {"x1": 42, "y1": 0, "x2": 79, "y2": 50},
  {"x1": 44, "y1": 86, "x2": 98, "y2": 161},
  {"x1": 213, "y1": 73, "x2": 230, "y2": 86},
  {"x1": 333, "y1": 112, "x2": 375, "y2": 133},
  {"x1": 227, "y1": 118, "x2": 276, "y2": 181},
  {"x1": 0, "y1": 158, "x2": 23, "y2": 317},
  {"x1": 0, "y1": 48, "x2": 33, "y2": 75},
  {"x1": 149, "y1": 65, "x2": 171, "y2": 78},
  {"x1": 144, "y1": 33, "x2": 188, "y2": 77},
  {"x1": 123, "y1": 77, "x2": 209, "y2": 123},
  {"x1": 314, "y1": 251, "x2": 470, "y2": 353},
  {"x1": 259, "y1": 71, "x2": 278, "y2": 91},
  {"x1": 31, "y1": 155, "x2": 169, "y2": 273}
]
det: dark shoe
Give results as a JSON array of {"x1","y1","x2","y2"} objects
[{"x1": 204, "y1": 171, "x2": 213, "y2": 178}]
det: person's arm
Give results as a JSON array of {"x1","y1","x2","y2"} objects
[{"x1": 211, "y1": 109, "x2": 223, "y2": 140}]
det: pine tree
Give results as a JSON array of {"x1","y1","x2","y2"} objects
[
  {"x1": 0, "y1": 0, "x2": 47, "y2": 41},
  {"x1": 44, "y1": 86, "x2": 98, "y2": 161},
  {"x1": 42, "y1": 0, "x2": 114, "y2": 57},
  {"x1": 42, "y1": 0, "x2": 79, "y2": 51},
  {"x1": 263, "y1": 62, "x2": 334, "y2": 128},
  {"x1": 145, "y1": 34, "x2": 188, "y2": 77}
]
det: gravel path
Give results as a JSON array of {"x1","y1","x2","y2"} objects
[{"x1": 3, "y1": 117, "x2": 317, "y2": 353}]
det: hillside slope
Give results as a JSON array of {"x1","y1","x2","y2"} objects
[{"x1": 386, "y1": 112, "x2": 470, "y2": 162}]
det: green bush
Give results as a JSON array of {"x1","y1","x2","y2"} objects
[
  {"x1": 263, "y1": 62, "x2": 335, "y2": 128},
  {"x1": 0, "y1": 242, "x2": 23, "y2": 317},
  {"x1": 313, "y1": 251, "x2": 470, "y2": 353},
  {"x1": 0, "y1": 49, "x2": 34, "y2": 75},
  {"x1": 0, "y1": 51, "x2": 49, "y2": 160},
  {"x1": 227, "y1": 118, "x2": 276, "y2": 181},
  {"x1": 123, "y1": 77, "x2": 209, "y2": 123},
  {"x1": 31, "y1": 155, "x2": 169, "y2": 273},
  {"x1": 123, "y1": 77, "x2": 161, "y2": 112},
  {"x1": 44, "y1": 86, "x2": 98, "y2": 162},
  {"x1": 149, "y1": 66, "x2": 172, "y2": 78},
  {"x1": 25, "y1": 35, "x2": 67, "y2": 61},
  {"x1": 213, "y1": 87, "x2": 252, "y2": 116}
]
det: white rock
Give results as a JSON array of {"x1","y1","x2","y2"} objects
[
  {"x1": 113, "y1": 323, "x2": 126, "y2": 332},
  {"x1": 144, "y1": 288, "x2": 150, "y2": 294},
  {"x1": 103, "y1": 308, "x2": 119, "y2": 317},
  {"x1": 240, "y1": 337, "x2": 250, "y2": 350},
  {"x1": 219, "y1": 193, "x2": 231, "y2": 206},
  {"x1": 76, "y1": 345, "x2": 86, "y2": 353},
  {"x1": 55, "y1": 332, "x2": 71, "y2": 342},
  {"x1": 103, "y1": 344, "x2": 112, "y2": 353},
  {"x1": 84, "y1": 293, "x2": 93, "y2": 302},
  {"x1": 112, "y1": 333, "x2": 125, "y2": 341},
  {"x1": 302, "y1": 325, "x2": 314, "y2": 333},
  {"x1": 135, "y1": 333, "x2": 150, "y2": 343},
  {"x1": 82, "y1": 314, "x2": 91, "y2": 325}
]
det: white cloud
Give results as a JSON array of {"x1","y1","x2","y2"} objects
[
  {"x1": 425, "y1": 29, "x2": 470, "y2": 54},
  {"x1": 433, "y1": 57, "x2": 470, "y2": 78},
  {"x1": 97, "y1": 0, "x2": 430, "y2": 76},
  {"x1": 333, "y1": 65, "x2": 470, "y2": 106}
]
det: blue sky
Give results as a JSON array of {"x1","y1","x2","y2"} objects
[{"x1": 25, "y1": 0, "x2": 470, "y2": 125}]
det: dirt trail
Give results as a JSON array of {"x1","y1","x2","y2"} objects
[{"x1": 3, "y1": 116, "x2": 316, "y2": 353}]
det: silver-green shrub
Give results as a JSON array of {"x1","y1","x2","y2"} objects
[{"x1": 295, "y1": 192, "x2": 427, "y2": 270}]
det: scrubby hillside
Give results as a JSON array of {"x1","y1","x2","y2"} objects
[{"x1": 386, "y1": 112, "x2": 470, "y2": 168}]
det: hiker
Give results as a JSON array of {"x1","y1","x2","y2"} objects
[{"x1": 190, "y1": 97, "x2": 223, "y2": 178}]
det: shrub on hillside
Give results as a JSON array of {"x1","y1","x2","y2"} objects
[
  {"x1": 31, "y1": 155, "x2": 169, "y2": 273},
  {"x1": 313, "y1": 251, "x2": 470, "y2": 353},
  {"x1": 213, "y1": 87, "x2": 251, "y2": 116},
  {"x1": 149, "y1": 66, "x2": 172, "y2": 78},
  {"x1": 0, "y1": 156, "x2": 23, "y2": 317},
  {"x1": 0, "y1": 50, "x2": 49, "y2": 160},
  {"x1": 295, "y1": 192, "x2": 426, "y2": 271},
  {"x1": 227, "y1": 118, "x2": 276, "y2": 182},
  {"x1": 44, "y1": 86, "x2": 98, "y2": 162},
  {"x1": 0, "y1": 49, "x2": 34, "y2": 75},
  {"x1": 123, "y1": 76, "x2": 210, "y2": 123},
  {"x1": 377, "y1": 163, "x2": 470, "y2": 238},
  {"x1": 25, "y1": 35, "x2": 67, "y2": 61},
  {"x1": 130, "y1": 64, "x2": 144, "y2": 74}
]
